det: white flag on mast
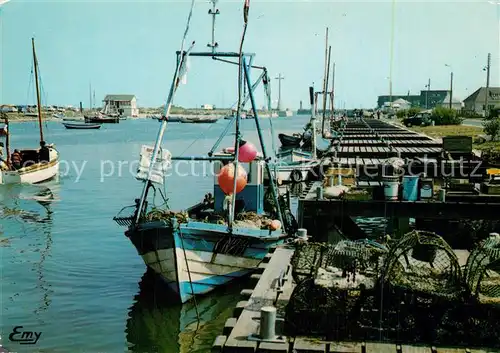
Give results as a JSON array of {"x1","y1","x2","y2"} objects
[{"x1": 179, "y1": 56, "x2": 190, "y2": 85}]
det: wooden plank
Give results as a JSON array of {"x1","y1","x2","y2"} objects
[
  {"x1": 228, "y1": 248, "x2": 295, "y2": 342},
  {"x1": 224, "y1": 318, "x2": 237, "y2": 335},
  {"x1": 365, "y1": 342, "x2": 396, "y2": 352},
  {"x1": 400, "y1": 345, "x2": 432, "y2": 353},
  {"x1": 241, "y1": 289, "x2": 254, "y2": 299},
  {"x1": 224, "y1": 338, "x2": 257, "y2": 353},
  {"x1": 293, "y1": 337, "x2": 326, "y2": 353},
  {"x1": 212, "y1": 335, "x2": 228, "y2": 353},
  {"x1": 257, "y1": 342, "x2": 289, "y2": 352},
  {"x1": 234, "y1": 300, "x2": 248, "y2": 318},
  {"x1": 330, "y1": 342, "x2": 363, "y2": 352},
  {"x1": 434, "y1": 348, "x2": 468, "y2": 353}
]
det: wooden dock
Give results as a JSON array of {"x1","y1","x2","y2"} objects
[{"x1": 212, "y1": 247, "x2": 493, "y2": 353}]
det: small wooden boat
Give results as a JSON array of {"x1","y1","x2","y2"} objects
[
  {"x1": 0, "y1": 38, "x2": 59, "y2": 185},
  {"x1": 62, "y1": 122, "x2": 101, "y2": 130},
  {"x1": 84, "y1": 113, "x2": 119, "y2": 124},
  {"x1": 278, "y1": 133, "x2": 302, "y2": 147},
  {"x1": 179, "y1": 117, "x2": 218, "y2": 123},
  {"x1": 62, "y1": 117, "x2": 84, "y2": 122},
  {"x1": 85, "y1": 116, "x2": 119, "y2": 124}
]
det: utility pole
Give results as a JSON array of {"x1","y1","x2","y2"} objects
[
  {"x1": 207, "y1": 0, "x2": 219, "y2": 53},
  {"x1": 275, "y1": 73, "x2": 284, "y2": 111},
  {"x1": 484, "y1": 52, "x2": 491, "y2": 118},
  {"x1": 449, "y1": 72, "x2": 453, "y2": 109},
  {"x1": 425, "y1": 78, "x2": 430, "y2": 109}
]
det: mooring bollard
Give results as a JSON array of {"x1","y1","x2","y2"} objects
[
  {"x1": 328, "y1": 175, "x2": 335, "y2": 187},
  {"x1": 260, "y1": 306, "x2": 277, "y2": 340},
  {"x1": 439, "y1": 189, "x2": 446, "y2": 202},
  {"x1": 316, "y1": 186, "x2": 323, "y2": 199}
]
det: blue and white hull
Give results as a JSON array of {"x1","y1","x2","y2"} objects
[{"x1": 129, "y1": 220, "x2": 283, "y2": 303}]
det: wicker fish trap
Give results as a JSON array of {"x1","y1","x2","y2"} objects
[
  {"x1": 465, "y1": 233, "x2": 500, "y2": 304},
  {"x1": 380, "y1": 230, "x2": 463, "y2": 299},
  {"x1": 291, "y1": 240, "x2": 388, "y2": 284}
]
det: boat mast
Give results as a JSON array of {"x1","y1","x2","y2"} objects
[
  {"x1": 207, "y1": 0, "x2": 219, "y2": 53},
  {"x1": 310, "y1": 86, "x2": 316, "y2": 160},
  {"x1": 321, "y1": 46, "x2": 331, "y2": 136},
  {"x1": 32, "y1": 37, "x2": 44, "y2": 143}
]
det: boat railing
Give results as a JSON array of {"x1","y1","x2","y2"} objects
[{"x1": 113, "y1": 204, "x2": 137, "y2": 227}]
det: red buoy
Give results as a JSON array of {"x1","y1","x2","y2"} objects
[
  {"x1": 238, "y1": 140, "x2": 258, "y2": 163},
  {"x1": 218, "y1": 163, "x2": 247, "y2": 194}
]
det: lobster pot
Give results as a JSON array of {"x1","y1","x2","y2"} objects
[
  {"x1": 285, "y1": 278, "x2": 353, "y2": 339},
  {"x1": 465, "y1": 233, "x2": 500, "y2": 303},
  {"x1": 381, "y1": 230, "x2": 463, "y2": 299}
]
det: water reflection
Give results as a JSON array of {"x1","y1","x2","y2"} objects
[
  {"x1": 0, "y1": 183, "x2": 58, "y2": 320},
  {"x1": 126, "y1": 271, "x2": 246, "y2": 353}
]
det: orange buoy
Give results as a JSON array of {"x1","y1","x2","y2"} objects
[
  {"x1": 269, "y1": 220, "x2": 282, "y2": 231},
  {"x1": 218, "y1": 163, "x2": 247, "y2": 194}
]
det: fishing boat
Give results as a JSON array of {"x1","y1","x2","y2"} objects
[
  {"x1": 178, "y1": 116, "x2": 218, "y2": 124},
  {"x1": 278, "y1": 133, "x2": 302, "y2": 148},
  {"x1": 62, "y1": 117, "x2": 85, "y2": 122},
  {"x1": 62, "y1": 122, "x2": 101, "y2": 130},
  {"x1": 113, "y1": 1, "x2": 297, "y2": 304},
  {"x1": 0, "y1": 38, "x2": 59, "y2": 185},
  {"x1": 84, "y1": 114, "x2": 119, "y2": 124}
]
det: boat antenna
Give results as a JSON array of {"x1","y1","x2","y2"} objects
[
  {"x1": 207, "y1": 0, "x2": 219, "y2": 53},
  {"x1": 134, "y1": 0, "x2": 196, "y2": 224},
  {"x1": 228, "y1": 0, "x2": 250, "y2": 231},
  {"x1": 32, "y1": 37, "x2": 44, "y2": 143}
]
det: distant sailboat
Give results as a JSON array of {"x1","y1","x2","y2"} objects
[{"x1": 0, "y1": 38, "x2": 60, "y2": 185}]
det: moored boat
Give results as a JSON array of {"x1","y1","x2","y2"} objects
[
  {"x1": 62, "y1": 122, "x2": 101, "y2": 130},
  {"x1": 178, "y1": 116, "x2": 218, "y2": 123},
  {"x1": 84, "y1": 115, "x2": 119, "y2": 124},
  {"x1": 113, "y1": 2, "x2": 298, "y2": 304},
  {"x1": 278, "y1": 133, "x2": 302, "y2": 147},
  {"x1": 0, "y1": 38, "x2": 59, "y2": 185}
]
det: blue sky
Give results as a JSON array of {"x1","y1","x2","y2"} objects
[{"x1": 0, "y1": 0, "x2": 499, "y2": 109}]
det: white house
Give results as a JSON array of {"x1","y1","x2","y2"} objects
[
  {"x1": 387, "y1": 98, "x2": 411, "y2": 111},
  {"x1": 103, "y1": 94, "x2": 138, "y2": 117},
  {"x1": 201, "y1": 104, "x2": 214, "y2": 110},
  {"x1": 439, "y1": 93, "x2": 463, "y2": 110}
]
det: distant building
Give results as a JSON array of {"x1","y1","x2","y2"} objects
[
  {"x1": 419, "y1": 90, "x2": 449, "y2": 109},
  {"x1": 438, "y1": 92, "x2": 463, "y2": 110},
  {"x1": 463, "y1": 87, "x2": 500, "y2": 116},
  {"x1": 102, "y1": 94, "x2": 138, "y2": 117},
  {"x1": 377, "y1": 95, "x2": 421, "y2": 108},
  {"x1": 201, "y1": 104, "x2": 214, "y2": 110},
  {"x1": 377, "y1": 90, "x2": 451, "y2": 110}
]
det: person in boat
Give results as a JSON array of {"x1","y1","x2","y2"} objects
[
  {"x1": 11, "y1": 149, "x2": 22, "y2": 170},
  {"x1": 0, "y1": 142, "x2": 7, "y2": 171},
  {"x1": 377, "y1": 110, "x2": 381, "y2": 119},
  {"x1": 38, "y1": 140, "x2": 50, "y2": 163}
]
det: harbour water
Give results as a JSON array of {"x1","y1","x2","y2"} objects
[{"x1": 0, "y1": 115, "x2": 321, "y2": 353}]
